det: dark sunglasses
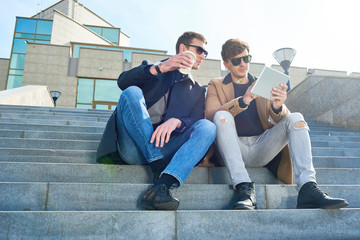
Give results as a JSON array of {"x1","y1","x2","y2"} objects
[
  {"x1": 230, "y1": 55, "x2": 252, "y2": 66},
  {"x1": 184, "y1": 44, "x2": 208, "y2": 58}
]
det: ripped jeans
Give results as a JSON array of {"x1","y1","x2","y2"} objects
[{"x1": 214, "y1": 111, "x2": 316, "y2": 188}]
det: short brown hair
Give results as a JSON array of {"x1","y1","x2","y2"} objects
[
  {"x1": 176, "y1": 31, "x2": 207, "y2": 54},
  {"x1": 221, "y1": 39, "x2": 249, "y2": 62}
]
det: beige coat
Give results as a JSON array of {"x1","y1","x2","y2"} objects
[{"x1": 205, "y1": 75, "x2": 293, "y2": 184}]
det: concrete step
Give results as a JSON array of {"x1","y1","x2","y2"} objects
[
  {"x1": 0, "y1": 209, "x2": 359, "y2": 240},
  {"x1": 0, "y1": 123, "x2": 105, "y2": 133},
  {"x1": 0, "y1": 129, "x2": 102, "y2": 141},
  {"x1": 0, "y1": 182, "x2": 357, "y2": 211},
  {"x1": 0, "y1": 155, "x2": 96, "y2": 164},
  {"x1": 2, "y1": 129, "x2": 360, "y2": 148},
  {"x1": 309, "y1": 130, "x2": 360, "y2": 136},
  {"x1": 1, "y1": 139, "x2": 360, "y2": 159},
  {"x1": 0, "y1": 138, "x2": 99, "y2": 150},
  {"x1": 1, "y1": 163, "x2": 359, "y2": 185},
  {"x1": 0, "y1": 137, "x2": 360, "y2": 154},
  {"x1": 0, "y1": 148, "x2": 96, "y2": 159},
  {"x1": 309, "y1": 134, "x2": 360, "y2": 142},
  {"x1": 0, "y1": 104, "x2": 112, "y2": 114},
  {"x1": 0, "y1": 112, "x2": 109, "y2": 122},
  {"x1": 312, "y1": 147, "x2": 360, "y2": 157},
  {"x1": 1, "y1": 154, "x2": 359, "y2": 168},
  {"x1": 0, "y1": 118, "x2": 106, "y2": 127},
  {"x1": 313, "y1": 157, "x2": 360, "y2": 168},
  {"x1": 311, "y1": 141, "x2": 360, "y2": 148}
]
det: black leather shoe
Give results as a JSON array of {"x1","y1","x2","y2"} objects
[
  {"x1": 141, "y1": 184, "x2": 179, "y2": 210},
  {"x1": 233, "y1": 182, "x2": 256, "y2": 210},
  {"x1": 297, "y1": 182, "x2": 348, "y2": 209}
]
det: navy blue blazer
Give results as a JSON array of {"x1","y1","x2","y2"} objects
[{"x1": 96, "y1": 60, "x2": 206, "y2": 163}]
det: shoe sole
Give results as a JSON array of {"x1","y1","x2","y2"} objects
[
  {"x1": 141, "y1": 200, "x2": 179, "y2": 210},
  {"x1": 233, "y1": 204, "x2": 256, "y2": 210},
  {"x1": 297, "y1": 201, "x2": 349, "y2": 209}
]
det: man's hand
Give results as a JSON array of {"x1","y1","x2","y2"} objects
[
  {"x1": 150, "y1": 53, "x2": 194, "y2": 75},
  {"x1": 150, "y1": 118, "x2": 182, "y2": 147},
  {"x1": 243, "y1": 81, "x2": 258, "y2": 105},
  {"x1": 271, "y1": 83, "x2": 288, "y2": 109}
]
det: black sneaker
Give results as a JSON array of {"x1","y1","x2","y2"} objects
[
  {"x1": 297, "y1": 182, "x2": 348, "y2": 209},
  {"x1": 233, "y1": 182, "x2": 256, "y2": 210},
  {"x1": 141, "y1": 184, "x2": 179, "y2": 210}
]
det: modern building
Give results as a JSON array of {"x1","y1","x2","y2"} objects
[{"x1": 1, "y1": 0, "x2": 359, "y2": 109}]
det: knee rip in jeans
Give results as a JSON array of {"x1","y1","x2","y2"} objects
[
  {"x1": 294, "y1": 120, "x2": 309, "y2": 130},
  {"x1": 220, "y1": 116, "x2": 227, "y2": 123}
]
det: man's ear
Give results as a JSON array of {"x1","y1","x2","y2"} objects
[
  {"x1": 223, "y1": 61, "x2": 229, "y2": 70},
  {"x1": 179, "y1": 43, "x2": 186, "y2": 53}
]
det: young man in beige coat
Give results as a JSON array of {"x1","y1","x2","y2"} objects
[{"x1": 205, "y1": 39, "x2": 348, "y2": 210}]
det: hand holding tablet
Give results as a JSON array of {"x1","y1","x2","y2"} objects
[{"x1": 250, "y1": 66, "x2": 290, "y2": 101}]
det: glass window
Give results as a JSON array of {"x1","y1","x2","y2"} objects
[
  {"x1": 15, "y1": 33, "x2": 35, "y2": 39},
  {"x1": 94, "y1": 79, "x2": 121, "y2": 102},
  {"x1": 77, "y1": 78, "x2": 94, "y2": 104},
  {"x1": 9, "y1": 69, "x2": 24, "y2": 75},
  {"x1": 87, "y1": 26, "x2": 102, "y2": 35},
  {"x1": 76, "y1": 104, "x2": 92, "y2": 109},
  {"x1": 12, "y1": 39, "x2": 29, "y2": 53},
  {"x1": 95, "y1": 104, "x2": 110, "y2": 110},
  {"x1": 36, "y1": 20, "x2": 53, "y2": 35},
  {"x1": 6, "y1": 75, "x2": 23, "y2": 89},
  {"x1": 34, "y1": 40, "x2": 51, "y2": 44},
  {"x1": 10, "y1": 54, "x2": 26, "y2": 69},
  {"x1": 16, "y1": 18, "x2": 36, "y2": 33},
  {"x1": 35, "y1": 35, "x2": 51, "y2": 41},
  {"x1": 102, "y1": 28, "x2": 119, "y2": 45}
]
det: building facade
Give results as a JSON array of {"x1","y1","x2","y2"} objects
[{"x1": 1, "y1": 0, "x2": 359, "y2": 109}]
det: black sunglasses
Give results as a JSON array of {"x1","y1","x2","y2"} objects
[
  {"x1": 230, "y1": 55, "x2": 252, "y2": 66},
  {"x1": 184, "y1": 44, "x2": 208, "y2": 58}
]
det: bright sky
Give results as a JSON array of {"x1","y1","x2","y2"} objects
[{"x1": 1, "y1": 0, "x2": 359, "y2": 74}]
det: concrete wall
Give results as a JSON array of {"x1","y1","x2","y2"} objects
[
  {"x1": 0, "y1": 59, "x2": 9, "y2": 91},
  {"x1": 33, "y1": 0, "x2": 113, "y2": 28},
  {"x1": 271, "y1": 65, "x2": 308, "y2": 90},
  {"x1": 0, "y1": 85, "x2": 53, "y2": 107},
  {"x1": 22, "y1": 43, "x2": 76, "y2": 108},
  {"x1": 51, "y1": 10, "x2": 113, "y2": 47},
  {"x1": 349, "y1": 72, "x2": 360, "y2": 78},
  {"x1": 120, "y1": 32, "x2": 130, "y2": 47},
  {"x1": 77, "y1": 48, "x2": 123, "y2": 79},
  {"x1": 69, "y1": 1, "x2": 113, "y2": 27},
  {"x1": 286, "y1": 76, "x2": 360, "y2": 130},
  {"x1": 32, "y1": 0, "x2": 69, "y2": 20},
  {"x1": 192, "y1": 59, "x2": 221, "y2": 86}
]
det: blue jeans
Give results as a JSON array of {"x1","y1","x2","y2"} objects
[{"x1": 116, "y1": 86, "x2": 216, "y2": 186}]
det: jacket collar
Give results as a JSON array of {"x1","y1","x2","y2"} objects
[
  {"x1": 177, "y1": 70, "x2": 195, "y2": 86},
  {"x1": 222, "y1": 72, "x2": 257, "y2": 85}
]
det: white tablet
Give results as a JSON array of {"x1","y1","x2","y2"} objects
[{"x1": 250, "y1": 66, "x2": 289, "y2": 100}]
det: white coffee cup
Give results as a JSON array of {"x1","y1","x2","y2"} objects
[{"x1": 179, "y1": 51, "x2": 197, "y2": 74}]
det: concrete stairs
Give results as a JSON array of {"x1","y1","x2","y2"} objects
[{"x1": 0, "y1": 105, "x2": 359, "y2": 239}]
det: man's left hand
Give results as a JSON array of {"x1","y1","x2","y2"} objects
[
  {"x1": 150, "y1": 118, "x2": 182, "y2": 148},
  {"x1": 271, "y1": 83, "x2": 288, "y2": 109}
]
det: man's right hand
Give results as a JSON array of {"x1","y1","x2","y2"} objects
[
  {"x1": 150, "y1": 53, "x2": 194, "y2": 75},
  {"x1": 243, "y1": 81, "x2": 258, "y2": 105}
]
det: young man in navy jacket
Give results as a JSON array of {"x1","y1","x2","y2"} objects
[{"x1": 97, "y1": 31, "x2": 216, "y2": 210}]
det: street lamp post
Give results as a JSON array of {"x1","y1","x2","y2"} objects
[
  {"x1": 50, "y1": 91, "x2": 61, "y2": 107},
  {"x1": 273, "y1": 48, "x2": 296, "y2": 91}
]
